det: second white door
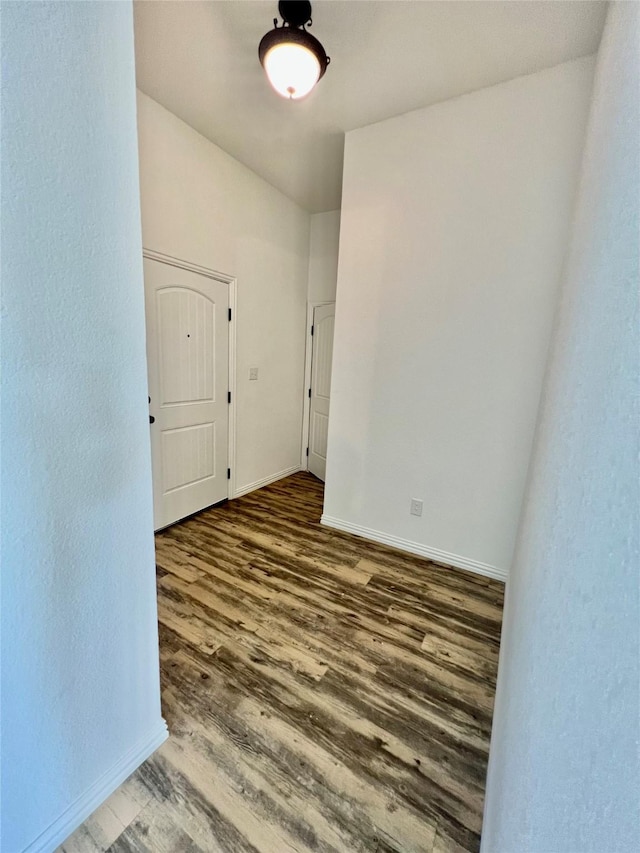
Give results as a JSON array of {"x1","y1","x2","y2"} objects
[
  {"x1": 144, "y1": 258, "x2": 229, "y2": 530},
  {"x1": 308, "y1": 303, "x2": 335, "y2": 481}
]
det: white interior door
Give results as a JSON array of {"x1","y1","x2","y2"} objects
[
  {"x1": 144, "y1": 258, "x2": 229, "y2": 530},
  {"x1": 308, "y1": 303, "x2": 335, "y2": 481}
]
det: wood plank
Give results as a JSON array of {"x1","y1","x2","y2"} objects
[{"x1": 59, "y1": 472, "x2": 503, "y2": 853}]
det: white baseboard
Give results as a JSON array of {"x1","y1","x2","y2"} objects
[
  {"x1": 320, "y1": 515, "x2": 507, "y2": 582},
  {"x1": 23, "y1": 719, "x2": 168, "y2": 853},
  {"x1": 234, "y1": 465, "x2": 301, "y2": 498}
]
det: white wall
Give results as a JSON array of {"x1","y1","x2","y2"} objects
[
  {"x1": 323, "y1": 56, "x2": 596, "y2": 579},
  {"x1": 481, "y1": 3, "x2": 640, "y2": 850},
  {"x1": 308, "y1": 210, "x2": 341, "y2": 303},
  {"x1": 0, "y1": 3, "x2": 165, "y2": 852},
  {"x1": 136, "y1": 92, "x2": 310, "y2": 494}
]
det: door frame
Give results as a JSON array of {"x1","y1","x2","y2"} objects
[
  {"x1": 301, "y1": 300, "x2": 335, "y2": 471},
  {"x1": 142, "y1": 248, "x2": 237, "y2": 501}
]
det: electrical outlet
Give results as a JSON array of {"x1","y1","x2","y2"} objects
[
  {"x1": 249, "y1": 367, "x2": 259, "y2": 380},
  {"x1": 410, "y1": 498, "x2": 423, "y2": 517}
]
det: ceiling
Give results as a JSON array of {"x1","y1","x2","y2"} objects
[{"x1": 133, "y1": 1, "x2": 606, "y2": 213}]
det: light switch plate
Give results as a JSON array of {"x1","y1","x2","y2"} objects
[{"x1": 249, "y1": 367, "x2": 259, "y2": 380}]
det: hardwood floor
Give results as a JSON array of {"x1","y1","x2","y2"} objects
[{"x1": 59, "y1": 472, "x2": 504, "y2": 853}]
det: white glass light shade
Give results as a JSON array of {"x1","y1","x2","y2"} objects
[{"x1": 263, "y1": 42, "x2": 321, "y2": 99}]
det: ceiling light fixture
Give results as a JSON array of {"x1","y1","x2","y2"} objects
[{"x1": 259, "y1": 1, "x2": 330, "y2": 100}]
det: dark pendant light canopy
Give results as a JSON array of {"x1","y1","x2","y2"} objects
[{"x1": 259, "y1": 1, "x2": 330, "y2": 100}]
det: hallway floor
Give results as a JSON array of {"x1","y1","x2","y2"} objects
[{"x1": 60, "y1": 473, "x2": 504, "y2": 853}]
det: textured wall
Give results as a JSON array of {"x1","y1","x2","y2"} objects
[
  {"x1": 136, "y1": 92, "x2": 310, "y2": 495},
  {"x1": 1, "y1": 3, "x2": 165, "y2": 851},
  {"x1": 308, "y1": 210, "x2": 341, "y2": 304},
  {"x1": 323, "y1": 57, "x2": 595, "y2": 578},
  {"x1": 481, "y1": 3, "x2": 640, "y2": 850}
]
